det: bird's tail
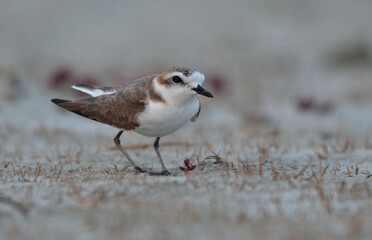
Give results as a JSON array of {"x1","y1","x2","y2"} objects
[{"x1": 51, "y1": 98, "x2": 92, "y2": 119}]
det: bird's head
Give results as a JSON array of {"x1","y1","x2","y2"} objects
[{"x1": 154, "y1": 67, "x2": 213, "y2": 104}]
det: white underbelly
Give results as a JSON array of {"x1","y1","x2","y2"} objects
[{"x1": 135, "y1": 97, "x2": 199, "y2": 137}]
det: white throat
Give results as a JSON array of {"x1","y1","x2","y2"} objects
[
  {"x1": 135, "y1": 79, "x2": 199, "y2": 137},
  {"x1": 134, "y1": 71, "x2": 202, "y2": 137}
]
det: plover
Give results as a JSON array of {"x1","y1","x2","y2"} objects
[{"x1": 51, "y1": 67, "x2": 213, "y2": 175}]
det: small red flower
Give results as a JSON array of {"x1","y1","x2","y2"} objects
[{"x1": 179, "y1": 159, "x2": 196, "y2": 172}]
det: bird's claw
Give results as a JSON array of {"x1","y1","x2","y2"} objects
[
  {"x1": 150, "y1": 170, "x2": 171, "y2": 176},
  {"x1": 134, "y1": 166, "x2": 147, "y2": 173}
]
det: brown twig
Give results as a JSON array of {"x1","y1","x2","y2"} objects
[
  {"x1": 55, "y1": 165, "x2": 63, "y2": 181},
  {"x1": 106, "y1": 141, "x2": 211, "y2": 150},
  {"x1": 294, "y1": 156, "x2": 313, "y2": 179},
  {"x1": 258, "y1": 156, "x2": 264, "y2": 177},
  {"x1": 205, "y1": 149, "x2": 224, "y2": 164},
  {"x1": 33, "y1": 163, "x2": 41, "y2": 182},
  {"x1": 321, "y1": 163, "x2": 330, "y2": 177},
  {"x1": 239, "y1": 158, "x2": 255, "y2": 175}
]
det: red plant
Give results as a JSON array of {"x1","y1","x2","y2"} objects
[
  {"x1": 179, "y1": 159, "x2": 196, "y2": 172},
  {"x1": 73, "y1": 75, "x2": 98, "y2": 86},
  {"x1": 297, "y1": 97, "x2": 315, "y2": 111},
  {"x1": 47, "y1": 67, "x2": 74, "y2": 88},
  {"x1": 206, "y1": 71, "x2": 228, "y2": 94},
  {"x1": 296, "y1": 97, "x2": 335, "y2": 115}
]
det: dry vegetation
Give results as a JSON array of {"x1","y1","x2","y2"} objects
[{"x1": 1, "y1": 122, "x2": 372, "y2": 240}]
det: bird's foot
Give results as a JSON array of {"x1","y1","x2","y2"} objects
[
  {"x1": 149, "y1": 170, "x2": 171, "y2": 176},
  {"x1": 134, "y1": 166, "x2": 147, "y2": 174}
]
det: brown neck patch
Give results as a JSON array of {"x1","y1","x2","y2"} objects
[
  {"x1": 156, "y1": 75, "x2": 174, "y2": 87},
  {"x1": 149, "y1": 77, "x2": 166, "y2": 103}
]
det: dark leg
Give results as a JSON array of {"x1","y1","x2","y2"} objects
[
  {"x1": 150, "y1": 137, "x2": 170, "y2": 176},
  {"x1": 113, "y1": 131, "x2": 146, "y2": 173}
]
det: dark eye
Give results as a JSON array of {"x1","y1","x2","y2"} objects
[{"x1": 172, "y1": 76, "x2": 183, "y2": 83}]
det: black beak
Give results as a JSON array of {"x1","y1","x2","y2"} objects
[{"x1": 192, "y1": 85, "x2": 214, "y2": 98}]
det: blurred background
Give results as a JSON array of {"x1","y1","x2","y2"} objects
[
  {"x1": 1, "y1": 0, "x2": 372, "y2": 135},
  {"x1": 2, "y1": 2, "x2": 372, "y2": 239}
]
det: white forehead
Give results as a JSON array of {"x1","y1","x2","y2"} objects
[{"x1": 187, "y1": 71, "x2": 205, "y2": 85}]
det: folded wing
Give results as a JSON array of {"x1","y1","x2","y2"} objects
[
  {"x1": 191, "y1": 98, "x2": 201, "y2": 122},
  {"x1": 52, "y1": 84, "x2": 147, "y2": 130}
]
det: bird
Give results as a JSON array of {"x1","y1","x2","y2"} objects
[{"x1": 51, "y1": 67, "x2": 213, "y2": 176}]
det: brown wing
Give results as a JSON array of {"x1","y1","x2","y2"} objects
[{"x1": 51, "y1": 76, "x2": 155, "y2": 130}]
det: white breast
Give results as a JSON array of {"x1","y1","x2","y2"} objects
[{"x1": 135, "y1": 96, "x2": 199, "y2": 137}]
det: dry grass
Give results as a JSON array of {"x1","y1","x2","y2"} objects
[
  {"x1": 106, "y1": 141, "x2": 212, "y2": 150},
  {"x1": 1, "y1": 124, "x2": 372, "y2": 240}
]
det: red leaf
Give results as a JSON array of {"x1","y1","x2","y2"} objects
[
  {"x1": 179, "y1": 158, "x2": 196, "y2": 172},
  {"x1": 188, "y1": 165, "x2": 196, "y2": 171},
  {"x1": 179, "y1": 166, "x2": 187, "y2": 171}
]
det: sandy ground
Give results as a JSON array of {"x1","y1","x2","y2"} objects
[
  {"x1": 1, "y1": 0, "x2": 372, "y2": 239},
  {"x1": 1, "y1": 77, "x2": 372, "y2": 240}
]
